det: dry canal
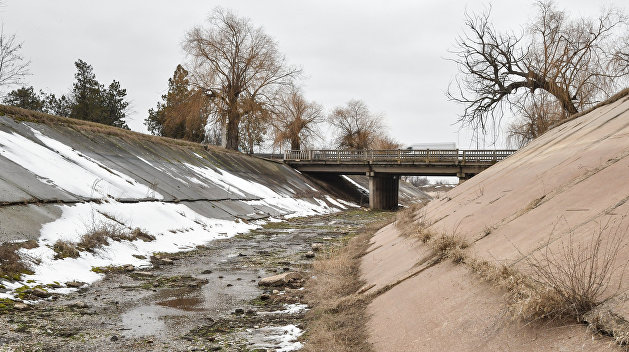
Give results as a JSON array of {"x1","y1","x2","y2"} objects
[{"x1": 0, "y1": 209, "x2": 391, "y2": 352}]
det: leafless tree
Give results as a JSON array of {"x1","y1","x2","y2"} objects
[
  {"x1": 449, "y1": 1, "x2": 629, "y2": 139},
  {"x1": 239, "y1": 97, "x2": 271, "y2": 154},
  {"x1": 372, "y1": 134, "x2": 401, "y2": 149},
  {"x1": 271, "y1": 86, "x2": 324, "y2": 150},
  {"x1": 507, "y1": 93, "x2": 564, "y2": 147},
  {"x1": 183, "y1": 8, "x2": 300, "y2": 151},
  {"x1": 328, "y1": 99, "x2": 385, "y2": 150},
  {"x1": 0, "y1": 25, "x2": 29, "y2": 89}
]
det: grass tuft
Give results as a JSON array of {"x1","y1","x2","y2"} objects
[
  {"x1": 523, "y1": 220, "x2": 626, "y2": 320},
  {"x1": 302, "y1": 214, "x2": 394, "y2": 352},
  {"x1": 52, "y1": 240, "x2": 80, "y2": 259},
  {"x1": 0, "y1": 240, "x2": 38, "y2": 281}
]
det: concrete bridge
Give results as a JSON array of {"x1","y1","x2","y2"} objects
[{"x1": 282, "y1": 149, "x2": 516, "y2": 210}]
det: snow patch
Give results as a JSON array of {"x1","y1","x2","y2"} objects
[
  {"x1": 253, "y1": 324, "x2": 304, "y2": 352},
  {"x1": 342, "y1": 175, "x2": 369, "y2": 194},
  {"x1": 0, "y1": 201, "x2": 256, "y2": 298},
  {"x1": 0, "y1": 128, "x2": 161, "y2": 199},
  {"x1": 324, "y1": 195, "x2": 347, "y2": 209}
]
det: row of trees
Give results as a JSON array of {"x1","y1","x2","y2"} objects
[
  {"x1": 144, "y1": 8, "x2": 398, "y2": 152},
  {"x1": 450, "y1": 1, "x2": 629, "y2": 147},
  {"x1": 6, "y1": 2, "x2": 619, "y2": 150},
  {"x1": 155, "y1": 2, "x2": 628, "y2": 151},
  {"x1": 3, "y1": 60, "x2": 130, "y2": 129},
  {"x1": 145, "y1": 64, "x2": 397, "y2": 151}
]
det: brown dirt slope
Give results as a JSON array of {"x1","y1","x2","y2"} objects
[{"x1": 362, "y1": 90, "x2": 629, "y2": 351}]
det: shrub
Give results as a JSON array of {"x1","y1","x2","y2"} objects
[
  {"x1": 418, "y1": 230, "x2": 434, "y2": 243},
  {"x1": 524, "y1": 220, "x2": 626, "y2": 320},
  {"x1": 0, "y1": 240, "x2": 37, "y2": 281},
  {"x1": 52, "y1": 240, "x2": 80, "y2": 259}
]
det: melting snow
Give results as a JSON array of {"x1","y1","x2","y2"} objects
[
  {"x1": 0, "y1": 128, "x2": 161, "y2": 199},
  {"x1": 342, "y1": 175, "x2": 369, "y2": 194},
  {"x1": 0, "y1": 126, "x2": 355, "y2": 300},
  {"x1": 249, "y1": 324, "x2": 304, "y2": 352}
]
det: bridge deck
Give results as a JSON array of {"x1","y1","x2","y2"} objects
[{"x1": 282, "y1": 149, "x2": 516, "y2": 176}]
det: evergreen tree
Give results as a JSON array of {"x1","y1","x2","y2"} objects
[
  {"x1": 145, "y1": 65, "x2": 209, "y2": 142},
  {"x1": 69, "y1": 59, "x2": 129, "y2": 129},
  {"x1": 45, "y1": 94, "x2": 72, "y2": 117},
  {"x1": 70, "y1": 59, "x2": 103, "y2": 122},
  {"x1": 2, "y1": 60, "x2": 130, "y2": 130},
  {"x1": 3, "y1": 86, "x2": 46, "y2": 112},
  {"x1": 102, "y1": 80, "x2": 129, "y2": 129}
]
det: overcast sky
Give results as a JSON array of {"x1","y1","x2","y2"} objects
[{"x1": 1, "y1": 0, "x2": 625, "y2": 149}]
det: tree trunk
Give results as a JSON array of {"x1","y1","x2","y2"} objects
[
  {"x1": 290, "y1": 136, "x2": 300, "y2": 150},
  {"x1": 225, "y1": 113, "x2": 240, "y2": 151}
]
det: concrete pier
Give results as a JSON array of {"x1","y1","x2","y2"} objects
[{"x1": 368, "y1": 173, "x2": 399, "y2": 210}]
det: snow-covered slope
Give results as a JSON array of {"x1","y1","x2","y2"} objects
[{"x1": 0, "y1": 109, "x2": 356, "y2": 298}]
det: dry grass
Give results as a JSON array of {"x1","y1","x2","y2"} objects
[
  {"x1": 523, "y1": 220, "x2": 626, "y2": 320},
  {"x1": 51, "y1": 222, "x2": 154, "y2": 258},
  {"x1": 429, "y1": 233, "x2": 469, "y2": 264},
  {"x1": 52, "y1": 240, "x2": 80, "y2": 259},
  {"x1": 418, "y1": 229, "x2": 434, "y2": 243},
  {"x1": 395, "y1": 203, "x2": 423, "y2": 229},
  {"x1": 395, "y1": 203, "x2": 430, "y2": 237},
  {"x1": 0, "y1": 240, "x2": 38, "y2": 280},
  {"x1": 463, "y1": 219, "x2": 626, "y2": 325},
  {"x1": 302, "y1": 215, "x2": 394, "y2": 352},
  {"x1": 0, "y1": 104, "x2": 234, "y2": 154}
]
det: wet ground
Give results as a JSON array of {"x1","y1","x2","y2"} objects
[{"x1": 0, "y1": 209, "x2": 391, "y2": 352}]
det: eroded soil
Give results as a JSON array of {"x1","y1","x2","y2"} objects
[{"x1": 0, "y1": 209, "x2": 390, "y2": 352}]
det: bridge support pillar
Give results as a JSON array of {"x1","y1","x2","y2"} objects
[
  {"x1": 457, "y1": 172, "x2": 476, "y2": 183},
  {"x1": 368, "y1": 173, "x2": 399, "y2": 210}
]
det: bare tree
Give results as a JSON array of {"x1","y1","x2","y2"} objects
[
  {"x1": 239, "y1": 97, "x2": 271, "y2": 154},
  {"x1": 449, "y1": 1, "x2": 629, "y2": 138},
  {"x1": 507, "y1": 93, "x2": 564, "y2": 147},
  {"x1": 0, "y1": 26, "x2": 29, "y2": 89},
  {"x1": 183, "y1": 8, "x2": 300, "y2": 151},
  {"x1": 328, "y1": 99, "x2": 385, "y2": 150},
  {"x1": 372, "y1": 134, "x2": 401, "y2": 149},
  {"x1": 272, "y1": 86, "x2": 324, "y2": 150}
]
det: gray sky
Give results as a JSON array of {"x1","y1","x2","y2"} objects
[{"x1": 1, "y1": 0, "x2": 625, "y2": 149}]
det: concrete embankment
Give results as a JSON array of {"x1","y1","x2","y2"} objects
[
  {"x1": 0, "y1": 106, "x2": 372, "y2": 297},
  {"x1": 361, "y1": 90, "x2": 629, "y2": 350}
]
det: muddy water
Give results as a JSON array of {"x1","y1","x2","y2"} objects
[{"x1": 0, "y1": 209, "x2": 391, "y2": 351}]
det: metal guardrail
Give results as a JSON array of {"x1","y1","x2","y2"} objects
[{"x1": 283, "y1": 149, "x2": 516, "y2": 163}]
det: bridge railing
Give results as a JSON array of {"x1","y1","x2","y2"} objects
[{"x1": 283, "y1": 149, "x2": 516, "y2": 163}]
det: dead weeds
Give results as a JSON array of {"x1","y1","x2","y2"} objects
[
  {"x1": 51, "y1": 222, "x2": 154, "y2": 258},
  {"x1": 0, "y1": 240, "x2": 38, "y2": 281},
  {"x1": 302, "y1": 214, "x2": 394, "y2": 352}
]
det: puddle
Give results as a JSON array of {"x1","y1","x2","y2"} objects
[
  {"x1": 122, "y1": 288, "x2": 206, "y2": 336},
  {"x1": 121, "y1": 304, "x2": 170, "y2": 337},
  {"x1": 157, "y1": 296, "x2": 205, "y2": 312}
]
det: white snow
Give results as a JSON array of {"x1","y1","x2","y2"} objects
[
  {"x1": 184, "y1": 162, "x2": 280, "y2": 198},
  {"x1": 0, "y1": 125, "x2": 361, "y2": 301},
  {"x1": 254, "y1": 324, "x2": 303, "y2": 352},
  {"x1": 335, "y1": 198, "x2": 361, "y2": 208},
  {"x1": 304, "y1": 182, "x2": 318, "y2": 192},
  {"x1": 342, "y1": 175, "x2": 369, "y2": 194},
  {"x1": 0, "y1": 128, "x2": 161, "y2": 199},
  {"x1": 136, "y1": 156, "x2": 189, "y2": 185},
  {"x1": 0, "y1": 201, "x2": 257, "y2": 295},
  {"x1": 266, "y1": 303, "x2": 309, "y2": 315},
  {"x1": 245, "y1": 197, "x2": 334, "y2": 219},
  {"x1": 324, "y1": 195, "x2": 347, "y2": 209}
]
